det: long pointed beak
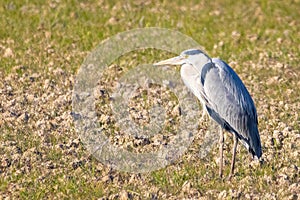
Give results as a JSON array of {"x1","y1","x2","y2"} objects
[{"x1": 153, "y1": 56, "x2": 185, "y2": 66}]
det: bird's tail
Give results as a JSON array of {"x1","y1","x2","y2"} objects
[{"x1": 248, "y1": 124, "x2": 262, "y2": 159}]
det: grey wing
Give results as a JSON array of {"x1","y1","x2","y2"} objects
[{"x1": 200, "y1": 58, "x2": 262, "y2": 158}]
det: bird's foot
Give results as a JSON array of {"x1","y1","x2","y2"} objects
[
  {"x1": 226, "y1": 174, "x2": 234, "y2": 181},
  {"x1": 217, "y1": 174, "x2": 225, "y2": 182}
]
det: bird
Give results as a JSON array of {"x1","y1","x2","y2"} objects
[{"x1": 153, "y1": 49, "x2": 262, "y2": 179}]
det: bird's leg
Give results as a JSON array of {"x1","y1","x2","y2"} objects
[
  {"x1": 228, "y1": 134, "x2": 238, "y2": 179},
  {"x1": 219, "y1": 127, "x2": 224, "y2": 178}
]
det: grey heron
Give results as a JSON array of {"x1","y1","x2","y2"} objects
[{"x1": 154, "y1": 49, "x2": 262, "y2": 178}]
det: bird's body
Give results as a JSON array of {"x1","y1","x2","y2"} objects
[
  {"x1": 154, "y1": 49, "x2": 262, "y2": 178},
  {"x1": 201, "y1": 58, "x2": 262, "y2": 158}
]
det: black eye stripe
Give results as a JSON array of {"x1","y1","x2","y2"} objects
[{"x1": 182, "y1": 49, "x2": 204, "y2": 55}]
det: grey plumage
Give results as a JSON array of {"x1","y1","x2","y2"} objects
[
  {"x1": 154, "y1": 49, "x2": 262, "y2": 178},
  {"x1": 203, "y1": 58, "x2": 261, "y2": 158}
]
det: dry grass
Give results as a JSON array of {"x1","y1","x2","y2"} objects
[{"x1": 1, "y1": 0, "x2": 299, "y2": 199}]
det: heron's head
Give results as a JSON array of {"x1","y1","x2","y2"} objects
[{"x1": 153, "y1": 49, "x2": 211, "y2": 68}]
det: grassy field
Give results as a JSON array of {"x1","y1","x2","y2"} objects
[{"x1": 1, "y1": 0, "x2": 299, "y2": 199}]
